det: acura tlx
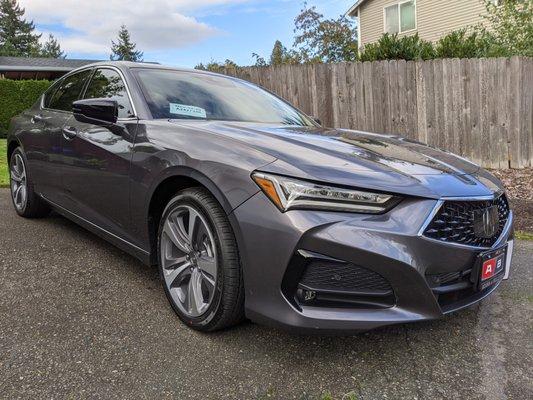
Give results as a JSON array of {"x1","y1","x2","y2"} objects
[{"x1": 7, "y1": 62, "x2": 513, "y2": 332}]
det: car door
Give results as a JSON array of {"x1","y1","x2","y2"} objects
[
  {"x1": 24, "y1": 69, "x2": 92, "y2": 204},
  {"x1": 60, "y1": 67, "x2": 139, "y2": 243}
]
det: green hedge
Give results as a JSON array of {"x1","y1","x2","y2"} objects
[{"x1": 0, "y1": 79, "x2": 51, "y2": 138}]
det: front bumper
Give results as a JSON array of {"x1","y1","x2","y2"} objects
[{"x1": 231, "y1": 192, "x2": 513, "y2": 333}]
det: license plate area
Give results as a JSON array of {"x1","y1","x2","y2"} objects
[{"x1": 476, "y1": 246, "x2": 506, "y2": 291}]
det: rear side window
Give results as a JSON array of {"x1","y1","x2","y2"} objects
[
  {"x1": 48, "y1": 69, "x2": 92, "y2": 111},
  {"x1": 83, "y1": 68, "x2": 135, "y2": 118}
]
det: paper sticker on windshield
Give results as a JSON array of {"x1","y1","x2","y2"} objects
[{"x1": 169, "y1": 103, "x2": 207, "y2": 119}]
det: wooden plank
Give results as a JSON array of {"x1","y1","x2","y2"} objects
[
  {"x1": 406, "y1": 61, "x2": 420, "y2": 140},
  {"x1": 316, "y1": 63, "x2": 333, "y2": 127},
  {"x1": 461, "y1": 59, "x2": 472, "y2": 164},
  {"x1": 381, "y1": 61, "x2": 391, "y2": 133},
  {"x1": 398, "y1": 59, "x2": 410, "y2": 137},
  {"x1": 355, "y1": 62, "x2": 366, "y2": 131},
  {"x1": 468, "y1": 59, "x2": 481, "y2": 166},
  {"x1": 308, "y1": 64, "x2": 319, "y2": 120},
  {"x1": 362, "y1": 61, "x2": 374, "y2": 132},
  {"x1": 479, "y1": 56, "x2": 490, "y2": 167},
  {"x1": 432, "y1": 59, "x2": 445, "y2": 149},
  {"x1": 496, "y1": 58, "x2": 510, "y2": 169},
  {"x1": 287, "y1": 64, "x2": 298, "y2": 108},
  {"x1": 487, "y1": 58, "x2": 500, "y2": 169},
  {"x1": 423, "y1": 60, "x2": 435, "y2": 146},
  {"x1": 508, "y1": 57, "x2": 521, "y2": 168},
  {"x1": 372, "y1": 61, "x2": 385, "y2": 133},
  {"x1": 337, "y1": 63, "x2": 351, "y2": 129},
  {"x1": 441, "y1": 59, "x2": 453, "y2": 153},
  {"x1": 387, "y1": 60, "x2": 398, "y2": 135},
  {"x1": 344, "y1": 62, "x2": 356, "y2": 129},
  {"x1": 450, "y1": 58, "x2": 461, "y2": 156},
  {"x1": 415, "y1": 60, "x2": 427, "y2": 144},
  {"x1": 520, "y1": 57, "x2": 533, "y2": 167}
]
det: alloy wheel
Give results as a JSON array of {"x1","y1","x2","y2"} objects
[
  {"x1": 10, "y1": 153, "x2": 27, "y2": 211},
  {"x1": 160, "y1": 205, "x2": 218, "y2": 318}
]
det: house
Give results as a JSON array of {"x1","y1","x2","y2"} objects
[
  {"x1": 347, "y1": 0, "x2": 495, "y2": 49},
  {"x1": 0, "y1": 56, "x2": 99, "y2": 80}
]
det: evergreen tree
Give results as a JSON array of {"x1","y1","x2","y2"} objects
[
  {"x1": 110, "y1": 25, "x2": 143, "y2": 62},
  {"x1": 0, "y1": 0, "x2": 41, "y2": 57},
  {"x1": 40, "y1": 34, "x2": 65, "y2": 58},
  {"x1": 269, "y1": 40, "x2": 301, "y2": 65},
  {"x1": 270, "y1": 40, "x2": 286, "y2": 65}
]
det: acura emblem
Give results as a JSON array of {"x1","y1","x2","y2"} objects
[{"x1": 473, "y1": 206, "x2": 499, "y2": 238}]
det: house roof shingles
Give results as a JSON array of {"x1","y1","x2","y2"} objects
[{"x1": 0, "y1": 56, "x2": 99, "y2": 71}]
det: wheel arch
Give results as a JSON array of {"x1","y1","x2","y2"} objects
[
  {"x1": 146, "y1": 167, "x2": 239, "y2": 265},
  {"x1": 6, "y1": 138, "x2": 22, "y2": 162}
]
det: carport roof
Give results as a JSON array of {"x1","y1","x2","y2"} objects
[{"x1": 0, "y1": 56, "x2": 99, "y2": 72}]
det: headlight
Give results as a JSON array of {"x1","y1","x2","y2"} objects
[{"x1": 252, "y1": 172, "x2": 401, "y2": 213}]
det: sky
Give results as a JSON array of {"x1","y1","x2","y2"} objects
[{"x1": 19, "y1": 0, "x2": 355, "y2": 68}]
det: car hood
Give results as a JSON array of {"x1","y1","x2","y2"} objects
[{"x1": 170, "y1": 121, "x2": 504, "y2": 199}]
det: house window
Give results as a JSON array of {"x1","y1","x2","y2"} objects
[{"x1": 384, "y1": 1, "x2": 416, "y2": 34}]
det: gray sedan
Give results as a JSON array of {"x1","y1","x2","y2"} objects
[{"x1": 6, "y1": 61, "x2": 514, "y2": 333}]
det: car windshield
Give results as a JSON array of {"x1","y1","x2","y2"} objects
[{"x1": 134, "y1": 69, "x2": 315, "y2": 126}]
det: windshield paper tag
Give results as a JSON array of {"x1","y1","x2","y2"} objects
[{"x1": 169, "y1": 103, "x2": 207, "y2": 119}]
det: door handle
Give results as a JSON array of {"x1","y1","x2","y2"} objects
[
  {"x1": 62, "y1": 126, "x2": 78, "y2": 140},
  {"x1": 31, "y1": 114, "x2": 44, "y2": 123}
]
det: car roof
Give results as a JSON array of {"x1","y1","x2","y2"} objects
[{"x1": 74, "y1": 60, "x2": 222, "y2": 77}]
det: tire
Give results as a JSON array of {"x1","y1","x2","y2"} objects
[
  {"x1": 9, "y1": 147, "x2": 50, "y2": 218},
  {"x1": 157, "y1": 187, "x2": 244, "y2": 331}
]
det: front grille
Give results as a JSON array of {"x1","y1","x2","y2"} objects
[
  {"x1": 300, "y1": 261, "x2": 392, "y2": 294},
  {"x1": 423, "y1": 194, "x2": 510, "y2": 247}
]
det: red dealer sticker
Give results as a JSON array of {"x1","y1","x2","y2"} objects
[
  {"x1": 481, "y1": 258, "x2": 497, "y2": 280},
  {"x1": 480, "y1": 253, "x2": 505, "y2": 282}
]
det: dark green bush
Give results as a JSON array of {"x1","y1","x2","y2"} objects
[
  {"x1": 434, "y1": 28, "x2": 508, "y2": 59},
  {"x1": 358, "y1": 28, "x2": 519, "y2": 62},
  {"x1": 359, "y1": 33, "x2": 435, "y2": 62},
  {"x1": 0, "y1": 79, "x2": 51, "y2": 138}
]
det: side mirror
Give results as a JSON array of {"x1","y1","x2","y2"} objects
[
  {"x1": 313, "y1": 117, "x2": 322, "y2": 126},
  {"x1": 72, "y1": 99, "x2": 118, "y2": 125}
]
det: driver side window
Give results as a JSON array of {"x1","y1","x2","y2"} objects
[
  {"x1": 47, "y1": 69, "x2": 92, "y2": 111},
  {"x1": 83, "y1": 68, "x2": 135, "y2": 119}
]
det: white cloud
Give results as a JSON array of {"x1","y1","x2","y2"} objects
[{"x1": 20, "y1": 0, "x2": 251, "y2": 56}]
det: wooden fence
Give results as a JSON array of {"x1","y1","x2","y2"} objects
[{"x1": 223, "y1": 57, "x2": 532, "y2": 169}]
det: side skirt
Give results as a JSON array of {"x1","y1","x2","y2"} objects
[{"x1": 41, "y1": 194, "x2": 152, "y2": 265}]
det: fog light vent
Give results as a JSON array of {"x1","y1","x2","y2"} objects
[
  {"x1": 300, "y1": 261, "x2": 392, "y2": 293},
  {"x1": 296, "y1": 288, "x2": 317, "y2": 303}
]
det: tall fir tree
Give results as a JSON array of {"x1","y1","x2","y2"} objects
[
  {"x1": 110, "y1": 25, "x2": 143, "y2": 62},
  {"x1": 0, "y1": 0, "x2": 41, "y2": 57},
  {"x1": 270, "y1": 40, "x2": 286, "y2": 65},
  {"x1": 269, "y1": 40, "x2": 301, "y2": 65},
  {"x1": 40, "y1": 34, "x2": 65, "y2": 58}
]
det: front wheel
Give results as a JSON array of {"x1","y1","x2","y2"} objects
[
  {"x1": 157, "y1": 188, "x2": 244, "y2": 331},
  {"x1": 9, "y1": 147, "x2": 49, "y2": 218}
]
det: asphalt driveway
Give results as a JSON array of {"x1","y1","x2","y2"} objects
[{"x1": 0, "y1": 189, "x2": 531, "y2": 400}]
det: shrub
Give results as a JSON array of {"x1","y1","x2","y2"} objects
[
  {"x1": 0, "y1": 79, "x2": 51, "y2": 138},
  {"x1": 358, "y1": 33, "x2": 435, "y2": 62},
  {"x1": 434, "y1": 28, "x2": 511, "y2": 58}
]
